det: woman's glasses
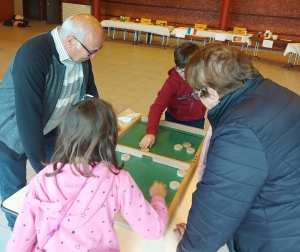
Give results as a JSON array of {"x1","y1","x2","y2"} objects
[{"x1": 191, "y1": 87, "x2": 207, "y2": 100}]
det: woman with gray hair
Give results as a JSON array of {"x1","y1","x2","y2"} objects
[{"x1": 174, "y1": 43, "x2": 300, "y2": 251}]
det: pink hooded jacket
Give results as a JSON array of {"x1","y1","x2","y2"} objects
[{"x1": 7, "y1": 162, "x2": 168, "y2": 252}]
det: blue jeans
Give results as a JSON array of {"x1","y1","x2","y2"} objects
[
  {"x1": 164, "y1": 110, "x2": 205, "y2": 129},
  {"x1": 0, "y1": 128, "x2": 57, "y2": 230}
]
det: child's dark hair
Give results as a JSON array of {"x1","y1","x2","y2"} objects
[
  {"x1": 174, "y1": 42, "x2": 200, "y2": 68},
  {"x1": 45, "y1": 98, "x2": 123, "y2": 177}
]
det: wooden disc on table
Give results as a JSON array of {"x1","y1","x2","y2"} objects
[
  {"x1": 186, "y1": 147, "x2": 195, "y2": 154},
  {"x1": 141, "y1": 148, "x2": 149, "y2": 152},
  {"x1": 183, "y1": 142, "x2": 192, "y2": 148},
  {"x1": 169, "y1": 181, "x2": 181, "y2": 190},
  {"x1": 177, "y1": 169, "x2": 187, "y2": 177},
  {"x1": 174, "y1": 144, "x2": 183, "y2": 151},
  {"x1": 121, "y1": 154, "x2": 131, "y2": 161}
]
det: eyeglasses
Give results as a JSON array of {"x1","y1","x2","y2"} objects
[
  {"x1": 81, "y1": 94, "x2": 94, "y2": 101},
  {"x1": 191, "y1": 87, "x2": 207, "y2": 100},
  {"x1": 75, "y1": 37, "x2": 102, "y2": 56},
  {"x1": 174, "y1": 66, "x2": 185, "y2": 74},
  {"x1": 72, "y1": 94, "x2": 94, "y2": 107}
]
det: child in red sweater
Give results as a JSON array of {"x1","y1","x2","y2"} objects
[{"x1": 139, "y1": 42, "x2": 206, "y2": 149}]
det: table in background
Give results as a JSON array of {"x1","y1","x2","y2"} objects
[
  {"x1": 248, "y1": 37, "x2": 300, "y2": 62},
  {"x1": 170, "y1": 27, "x2": 252, "y2": 48},
  {"x1": 283, "y1": 43, "x2": 300, "y2": 68},
  {"x1": 100, "y1": 20, "x2": 174, "y2": 46}
]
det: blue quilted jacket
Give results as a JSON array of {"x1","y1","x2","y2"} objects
[{"x1": 177, "y1": 74, "x2": 300, "y2": 252}]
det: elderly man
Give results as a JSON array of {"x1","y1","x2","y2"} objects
[{"x1": 0, "y1": 14, "x2": 105, "y2": 229}]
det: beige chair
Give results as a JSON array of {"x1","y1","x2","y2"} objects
[
  {"x1": 123, "y1": 17, "x2": 136, "y2": 39},
  {"x1": 137, "y1": 18, "x2": 152, "y2": 43},
  {"x1": 189, "y1": 23, "x2": 208, "y2": 45},
  {"x1": 194, "y1": 23, "x2": 207, "y2": 30},
  {"x1": 233, "y1": 27, "x2": 246, "y2": 34},
  {"x1": 156, "y1": 20, "x2": 167, "y2": 26},
  {"x1": 150, "y1": 20, "x2": 168, "y2": 45},
  {"x1": 112, "y1": 16, "x2": 132, "y2": 40},
  {"x1": 140, "y1": 18, "x2": 152, "y2": 25}
]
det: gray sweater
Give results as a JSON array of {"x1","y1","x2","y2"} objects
[{"x1": 0, "y1": 31, "x2": 98, "y2": 170}]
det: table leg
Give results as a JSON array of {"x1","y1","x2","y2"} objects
[
  {"x1": 283, "y1": 53, "x2": 300, "y2": 69},
  {"x1": 251, "y1": 41, "x2": 260, "y2": 59},
  {"x1": 163, "y1": 36, "x2": 170, "y2": 49},
  {"x1": 283, "y1": 52, "x2": 294, "y2": 68},
  {"x1": 105, "y1": 27, "x2": 113, "y2": 40},
  {"x1": 166, "y1": 36, "x2": 169, "y2": 46},
  {"x1": 294, "y1": 54, "x2": 299, "y2": 65},
  {"x1": 145, "y1": 33, "x2": 149, "y2": 44},
  {"x1": 133, "y1": 31, "x2": 140, "y2": 45}
]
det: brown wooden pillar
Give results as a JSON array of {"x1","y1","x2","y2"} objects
[
  {"x1": 218, "y1": 0, "x2": 232, "y2": 31},
  {"x1": 92, "y1": 0, "x2": 101, "y2": 21}
]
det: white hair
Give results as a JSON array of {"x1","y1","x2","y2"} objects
[{"x1": 60, "y1": 15, "x2": 86, "y2": 43}]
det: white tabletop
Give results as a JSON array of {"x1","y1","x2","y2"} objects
[
  {"x1": 2, "y1": 169, "x2": 228, "y2": 252},
  {"x1": 283, "y1": 43, "x2": 300, "y2": 56},
  {"x1": 171, "y1": 27, "x2": 252, "y2": 43},
  {"x1": 171, "y1": 27, "x2": 214, "y2": 39},
  {"x1": 101, "y1": 20, "x2": 174, "y2": 37}
]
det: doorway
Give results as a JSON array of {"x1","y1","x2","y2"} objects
[
  {"x1": 23, "y1": 0, "x2": 61, "y2": 24},
  {"x1": 46, "y1": 0, "x2": 61, "y2": 24}
]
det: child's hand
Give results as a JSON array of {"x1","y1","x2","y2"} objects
[
  {"x1": 139, "y1": 134, "x2": 156, "y2": 149},
  {"x1": 149, "y1": 181, "x2": 167, "y2": 198}
]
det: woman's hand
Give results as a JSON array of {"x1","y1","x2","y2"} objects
[
  {"x1": 173, "y1": 223, "x2": 186, "y2": 243},
  {"x1": 139, "y1": 134, "x2": 156, "y2": 149},
  {"x1": 149, "y1": 181, "x2": 167, "y2": 198}
]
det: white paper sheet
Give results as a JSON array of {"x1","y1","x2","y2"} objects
[
  {"x1": 262, "y1": 39, "x2": 274, "y2": 48},
  {"x1": 215, "y1": 33, "x2": 226, "y2": 41},
  {"x1": 175, "y1": 29, "x2": 186, "y2": 38},
  {"x1": 117, "y1": 109, "x2": 140, "y2": 125}
]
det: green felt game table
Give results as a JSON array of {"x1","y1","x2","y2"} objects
[
  {"x1": 116, "y1": 151, "x2": 184, "y2": 207},
  {"x1": 116, "y1": 115, "x2": 206, "y2": 227},
  {"x1": 118, "y1": 121, "x2": 204, "y2": 163}
]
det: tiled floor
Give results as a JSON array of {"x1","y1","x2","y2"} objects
[{"x1": 0, "y1": 20, "x2": 299, "y2": 249}]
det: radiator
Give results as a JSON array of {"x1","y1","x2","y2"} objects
[{"x1": 62, "y1": 3, "x2": 92, "y2": 22}]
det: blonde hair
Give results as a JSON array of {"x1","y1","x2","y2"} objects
[
  {"x1": 45, "y1": 98, "x2": 123, "y2": 177},
  {"x1": 185, "y1": 43, "x2": 259, "y2": 98}
]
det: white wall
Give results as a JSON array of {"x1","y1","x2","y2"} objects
[{"x1": 14, "y1": 0, "x2": 23, "y2": 16}]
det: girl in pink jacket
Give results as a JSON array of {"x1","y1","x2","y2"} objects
[{"x1": 7, "y1": 97, "x2": 168, "y2": 252}]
